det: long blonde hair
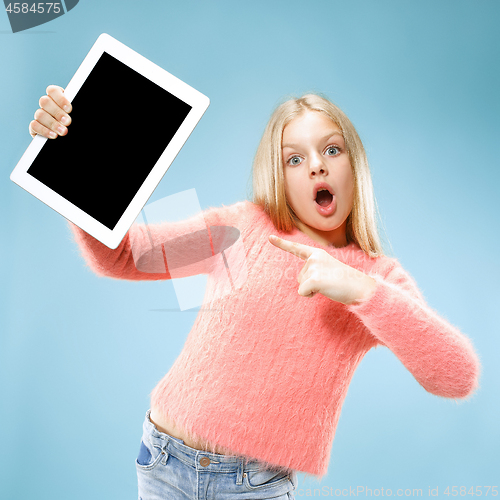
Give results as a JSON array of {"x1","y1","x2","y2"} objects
[{"x1": 251, "y1": 93, "x2": 388, "y2": 258}]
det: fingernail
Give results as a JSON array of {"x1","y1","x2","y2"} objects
[
  {"x1": 60, "y1": 116, "x2": 68, "y2": 124},
  {"x1": 63, "y1": 105, "x2": 71, "y2": 113},
  {"x1": 57, "y1": 126, "x2": 66, "y2": 135},
  {"x1": 49, "y1": 131, "x2": 57, "y2": 138}
]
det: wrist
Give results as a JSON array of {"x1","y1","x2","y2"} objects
[{"x1": 348, "y1": 275, "x2": 377, "y2": 306}]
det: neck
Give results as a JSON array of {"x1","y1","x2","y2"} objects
[{"x1": 296, "y1": 219, "x2": 349, "y2": 248}]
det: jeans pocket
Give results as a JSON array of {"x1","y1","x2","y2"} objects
[
  {"x1": 135, "y1": 439, "x2": 165, "y2": 471},
  {"x1": 244, "y1": 468, "x2": 292, "y2": 490}
]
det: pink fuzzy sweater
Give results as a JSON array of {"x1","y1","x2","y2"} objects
[{"x1": 70, "y1": 200, "x2": 481, "y2": 478}]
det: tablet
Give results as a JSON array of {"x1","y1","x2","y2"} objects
[{"x1": 10, "y1": 33, "x2": 210, "y2": 249}]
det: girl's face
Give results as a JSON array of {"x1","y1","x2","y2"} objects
[{"x1": 282, "y1": 110, "x2": 354, "y2": 247}]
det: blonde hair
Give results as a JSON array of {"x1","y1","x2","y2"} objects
[{"x1": 251, "y1": 93, "x2": 387, "y2": 258}]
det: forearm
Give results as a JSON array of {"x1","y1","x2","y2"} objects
[
  {"x1": 68, "y1": 209, "x2": 224, "y2": 280},
  {"x1": 69, "y1": 221, "x2": 170, "y2": 280},
  {"x1": 346, "y1": 273, "x2": 481, "y2": 399}
]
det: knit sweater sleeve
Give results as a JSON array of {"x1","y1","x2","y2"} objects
[
  {"x1": 68, "y1": 204, "x2": 225, "y2": 281},
  {"x1": 346, "y1": 259, "x2": 481, "y2": 400}
]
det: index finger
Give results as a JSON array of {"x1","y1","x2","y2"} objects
[
  {"x1": 268, "y1": 235, "x2": 313, "y2": 260},
  {"x1": 46, "y1": 85, "x2": 72, "y2": 113}
]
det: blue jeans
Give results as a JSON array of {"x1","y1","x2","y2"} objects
[{"x1": 136, "y1": 409, "x2": 298, "y2": 499}]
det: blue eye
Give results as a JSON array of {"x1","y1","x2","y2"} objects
[
  {"x1": 326, "y1": 147, "x2": 340, "y2": 156},
  {"x1": 288, "y1": 156, "x2": 302, "y2": 166}
]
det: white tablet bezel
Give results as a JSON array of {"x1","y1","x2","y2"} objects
[{"x1": 10, "y1": 33, "x2": 210, "y2": 249}]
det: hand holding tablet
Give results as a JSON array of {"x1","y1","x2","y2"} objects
[
  {"x1": 11, "y1": 33, "x2": 210, "y2": 249},
  {"x1": 29, "y1": 85, "x2": 73, "y2": 139}
]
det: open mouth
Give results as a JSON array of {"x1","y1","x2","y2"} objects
[{"x1": 315, "y1": 189, "x2": 334, "y2": 207}]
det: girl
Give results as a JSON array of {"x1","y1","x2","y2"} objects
[{"x1": 29, "y1": 87, "x2": 481, "y2": 499}]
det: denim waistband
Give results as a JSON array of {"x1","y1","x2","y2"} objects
[{"x1": 142, "y1": 408, "x2": 289, "y2": 475}]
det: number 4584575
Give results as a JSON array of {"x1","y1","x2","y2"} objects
[
  {"x1": 5, "y1": 3, "x2": 62, "y2": 14},
  {"x1": 444, "y1": 486, "x2": 499, "y2": 497}
]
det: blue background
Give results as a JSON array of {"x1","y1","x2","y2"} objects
[{"x1": 1, "y1": 1, "x2": 499, "y2": 498}]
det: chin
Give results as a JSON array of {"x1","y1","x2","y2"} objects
[{"x1": 306, "y1": 216, "x2": 341, "y2": 233}]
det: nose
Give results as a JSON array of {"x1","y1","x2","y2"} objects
[{"x1": 309, "y1": 154, "x2": 328, "y2": 177}]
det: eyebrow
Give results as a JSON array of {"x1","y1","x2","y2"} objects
[{"x1": 282, "y1": 131, "x2": 344, "y2": 149}]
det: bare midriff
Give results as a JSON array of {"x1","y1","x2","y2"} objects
[{"x1": 149, "y1": 405, "x2": 235, "y2": 456}]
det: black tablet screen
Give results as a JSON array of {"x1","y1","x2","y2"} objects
[{"x1": 27, "y1": 51, "x2": 192, "y2": 230}]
